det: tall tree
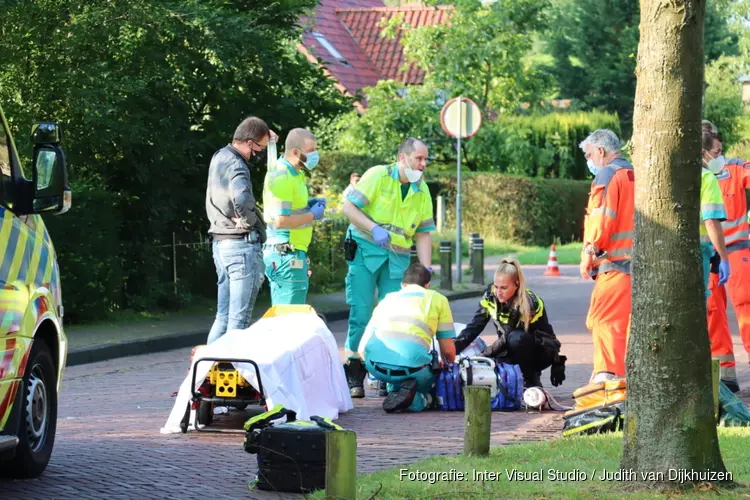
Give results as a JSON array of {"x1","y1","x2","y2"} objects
[
  {"x1": 623, "y1": 0, "x2": 729, "y2": 486},
  {"x1": 0, "y1": 0, "x2": 351, "y2": 310},
  {"x1": 392, "y1": 0, "x2": 552, "y2": 114},
  {"x1": 545, "y1": 0, "x2": 738, "y2": 135}
]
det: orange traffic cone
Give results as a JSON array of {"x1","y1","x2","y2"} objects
[{"x1": 544, "y1": 244, "x2": 561, "y2": 276}]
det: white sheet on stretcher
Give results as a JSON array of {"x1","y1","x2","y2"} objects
[{"x1": 160, "y1": 312, "x2": 353, "y2": 434}]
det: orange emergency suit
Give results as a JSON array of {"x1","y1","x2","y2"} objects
[
  {"x1": 583, "y1": 157, "x2": 635, "y2": 378},
  {"x1": 706, "y1": 159, "x2": 750, "y2": 382}
]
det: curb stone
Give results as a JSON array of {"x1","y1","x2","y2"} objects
[{"x1": 65, "y1": 288, "x2": 485, "y2": 367}]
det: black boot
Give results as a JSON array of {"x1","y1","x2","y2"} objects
[
  {"x1": 523, "y1": 371, "x2": 543, "y2": 389},
  {"x1": 344, "y1": 358, "x2": 366, "y2": 398},
  {"x1": 382, "y1": 379, "x2": 417, "y2": 413}
]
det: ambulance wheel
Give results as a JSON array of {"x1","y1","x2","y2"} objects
[
  {"x1": 233, "y1": 403, "x2": 247, "y2": 411},
  {"x1": 198, "y1": 401, "x2": 213, "y2": 426},
  {"x1": 7, "y1": 340, "x2": 57, "y2": 478}
]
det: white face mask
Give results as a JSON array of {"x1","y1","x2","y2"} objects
[
  {"x1": 586, "y1": 159, "x2": 598, "y2": 176},
  {"x1": 403, "y1": 157, "x2": 423, "y2": 183},
  {"x1": 705, "y1": 154, "x2": 726, "y2": 174}
]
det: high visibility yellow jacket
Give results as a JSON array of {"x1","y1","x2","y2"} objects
[{"x1": 363, "y1": 284, "x2": 454, "y2": 368}]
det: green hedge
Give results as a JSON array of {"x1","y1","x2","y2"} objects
[
  {"x1": 467, "y1": 111, "x2": 621, "y2": 180},
  {"x1": 440, "y1": 173, "x2": 591, "y2": 246}
]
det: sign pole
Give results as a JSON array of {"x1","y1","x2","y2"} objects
[
  {"x1": 455, "y1": 96, "x2": 463, "y2": 284},
  {"x1": 439, "y1": 95, "x2": 481, "y2": 286}
]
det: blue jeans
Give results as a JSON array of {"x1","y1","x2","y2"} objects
[
  {"x1": 364, "y1": 358, "x2": 435, "y2": 412},
  {"x1": 207, "y1": 238, "x2": 265, "y2": 344}
]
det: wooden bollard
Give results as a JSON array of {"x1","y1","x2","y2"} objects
[
  {"x1": 326, "y1": 430, "x2": 357, "y2": 499},
  {"x1": 463, "y1": 386, "x2": 491, "y2": 457},
  {"x1": 712, "y1": 359, "x2": 720, "y2": 423},
  {"x1": 471, "y1": 237, "x2": 484, "y2": 285},
  {"x1": 439, "y1": 241, "x2": 453, "y2": 291}
]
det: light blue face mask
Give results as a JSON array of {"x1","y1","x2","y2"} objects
[
  {"x1": 587, "y1": 159, "x2": 598, "y2": 176},
  {"x1": 304, "y1": 151, "x2": 320, "y2": 170}
]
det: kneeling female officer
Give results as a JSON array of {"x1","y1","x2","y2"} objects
[{"x1": 453, "y1": 258, "x2": 567, "y2": 388}]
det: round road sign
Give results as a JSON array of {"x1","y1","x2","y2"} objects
[{"x1": 440, "y1": 97, "x2": 482, "y2": 139}]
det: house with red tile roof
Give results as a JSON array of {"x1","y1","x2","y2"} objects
[{"x1": 296, "y1": 1, "x2": 452, "y2": 110}]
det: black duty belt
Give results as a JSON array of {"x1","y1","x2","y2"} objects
[{"x1": 373, "y1": 363, "x2": 427, "y2": 377}]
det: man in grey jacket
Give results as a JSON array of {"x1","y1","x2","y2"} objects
[{"x1": 205, "y1": 116, "x2": 277, "y2": 344}]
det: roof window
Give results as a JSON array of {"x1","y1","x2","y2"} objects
[{"x1": 312, "y1": 32, "x2": 348, "y2": 64}]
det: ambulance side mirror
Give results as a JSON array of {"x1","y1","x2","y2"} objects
[{"x1": 30, "y1": 122, "x2": 71, "y2": 215}]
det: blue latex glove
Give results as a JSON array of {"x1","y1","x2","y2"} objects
[
  {"x1": 719, "y1": 260, "x2": 731, "y2": 286},
  {"x1": 370, "y1": 225, "x2": 391, "y2": 248},
  {"x1": 308, "y1": 197, "x2": 326, "y2": 208},
  {"x1": 310, "y1": 202, "x2": 325, "y2": 221}
]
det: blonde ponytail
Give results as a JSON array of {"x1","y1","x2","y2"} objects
[{"x1": 494, "y1": 257, "x2": 531, "y2": 331}]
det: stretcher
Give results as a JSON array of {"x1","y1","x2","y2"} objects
[
  {"x1": 179, "y1": 305, "x2": 323, "y2": 434},
  {"x1": 180, "y1": 354, "x2": 266, "y2": 433},
  {"x1": 163, "y1": 304, "x2": 352, "y2": 435}
]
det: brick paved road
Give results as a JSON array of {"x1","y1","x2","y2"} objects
[{"x1": 2, "y1": 269, "x2": 747, "y2": 499}]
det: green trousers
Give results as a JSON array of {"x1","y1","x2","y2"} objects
[
  {"x1": 344, "y1": 248, "x2": 403, "y2": 356},
  {"x1": 263, "y1": 246, "x2": 310, "y2": 305}
]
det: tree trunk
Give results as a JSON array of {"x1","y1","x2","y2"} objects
[{"x1": 621, "y1": 0, "x2": 730, "y2": 488}]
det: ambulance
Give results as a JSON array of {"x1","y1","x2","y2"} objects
[{"x1": 0, "y1": 102, "x2": 71, "y2": 478}]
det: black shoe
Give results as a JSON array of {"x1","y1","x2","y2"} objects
[
  {"x1": 523, "y1": 371, "x2": 543, "y2": 389},
  {"x1": 382, "y1": 379, "x2": 417, "y2": 413},
  {"x1": 377, "y1": 380, "x2": 388, "y2": 397},
  {"x1": 344, "y1": 358, "x2": 366, "y2": 398}
]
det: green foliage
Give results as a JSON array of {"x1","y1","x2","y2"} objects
[
  {"x1": 469, "y1": 111, "x2": 620, "y2": 179},
  {"x1": 306, "y1": 218, "x2": 349, "y2": 294},
  {"x1": 0, "y1": 0, "x2": 351, "y2": 317},
  {"x1": 440, "y1": 173, "x2": 590, "y2": 246},
  {"x1": 42, "y1": 182, "x2": 122, "y2": 323},
  {"x1": 704, "y1": 56, "x2": 747, "y2": 151},
  {"x1": 317, "y1": 81, "x2": 452, "y2": 163},
  {"x1": 324, "y1": 82, "x2": 620, "y2": 179},
  {"x1": 727, "y1": 115, "x2": 750, "y2": 162},
  {"x1": 307, "y1": 152, "x2": 388, "y2": 195},
  {"x1": 543, "y1": 0, "x2": 739, "y2": 134},
  {"x1": 396, "y1": 0, "x2": 552, "y2": 113}
]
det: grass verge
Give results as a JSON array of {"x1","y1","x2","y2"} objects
[
  {"x1": 310, "y1": 429, "x2": 750, "y2": 499},
  {"x1": 432, "y1": 230, "x2": 582, "y2": 265}
]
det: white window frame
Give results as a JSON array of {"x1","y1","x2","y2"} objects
[{"x1": 312, "y1": 32, "x2": 347, "y2": 64}]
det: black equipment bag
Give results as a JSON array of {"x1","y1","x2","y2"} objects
[{"x1": 243, "y1": 404, "x2": 344, "y2": 493}]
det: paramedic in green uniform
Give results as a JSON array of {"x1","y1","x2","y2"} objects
[
  {"x1": 262, "y1": 128, "x2": 326, "y2": 304},
  {"x1": 341, "y1": 137, "x2": 436, "y2": 398},
  {"x1": 700, "y1": 165, "x2": 730, "y2": 297},
  {"x1": 363, "y1": 263, "x2": 456, "y2": 413}
]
